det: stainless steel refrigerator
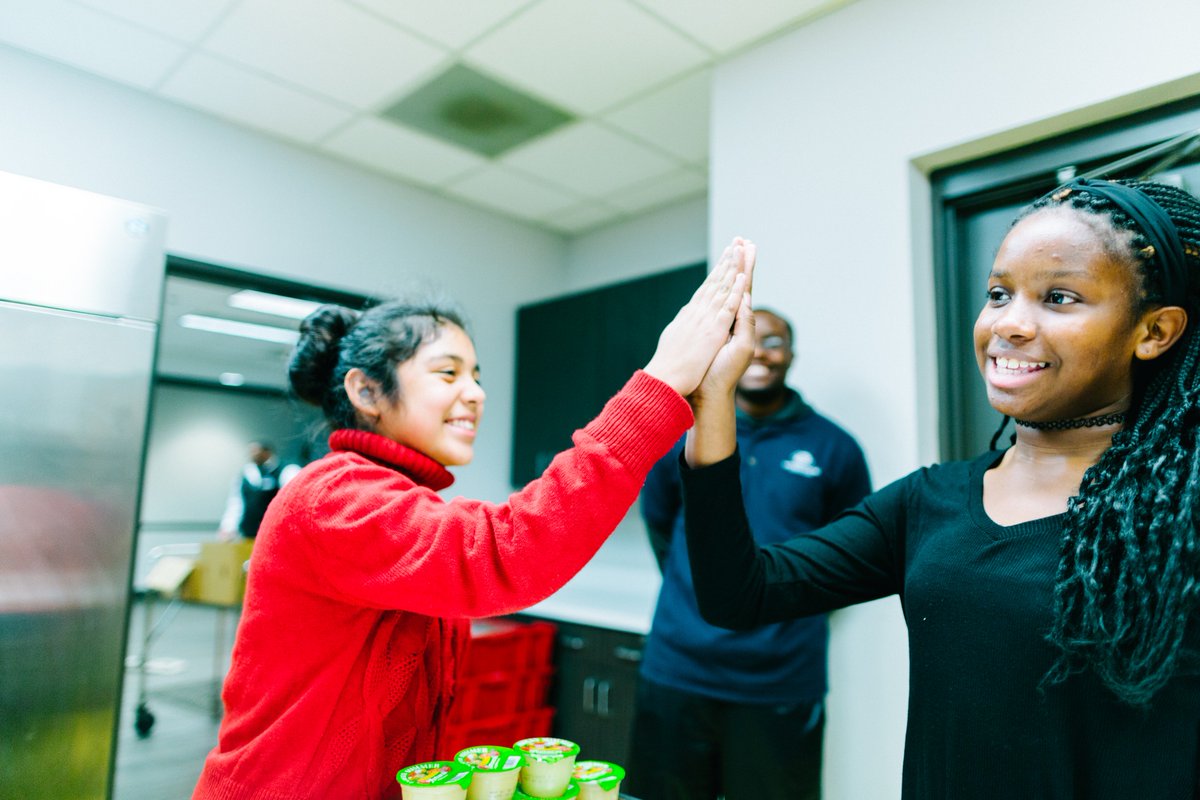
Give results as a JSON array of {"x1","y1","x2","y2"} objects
[{"x1": 0, "y1": 171, "x2": 166, "y2": 798}]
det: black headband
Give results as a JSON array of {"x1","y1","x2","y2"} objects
[{"x1": 1050, "y1": 178, "x2": 1189, "y2": 307}]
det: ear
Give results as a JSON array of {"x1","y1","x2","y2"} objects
[
  {"x1": 344, "y1": 368, "x2": 382, "y2": 419},
  {"x1": 1134, "y1": 305, "x2": 1188, "y2": 361}
]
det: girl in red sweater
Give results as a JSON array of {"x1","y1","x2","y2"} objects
[{"x1": 192, "y1": 240, "x2": 755, "y2": 800}]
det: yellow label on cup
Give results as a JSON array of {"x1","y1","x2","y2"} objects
[
  {"x1": 455, "y1": 746, "x2": 524, "y2": 772},
  {"x1": 397, "y1": 761, "x2": 473, "y2": 788}
]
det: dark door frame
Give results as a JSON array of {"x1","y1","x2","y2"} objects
[{"x1": 930, "y1": 95, "x2": 1200, "y2": 460}]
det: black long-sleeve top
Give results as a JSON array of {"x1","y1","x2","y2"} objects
[{"x1": 683, "y1": 448, "x2": 1200, "y2": 799}]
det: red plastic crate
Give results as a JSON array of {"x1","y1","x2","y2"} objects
[
  {"x1": 449, "y1": 666, "x2": 553, "y2": 722},
  {"x1": 463, "y1": 619, "x2": 557, "y2": 676},
  {"x1": 440, "y1": 706, "x2": 555, "y2": 759}
]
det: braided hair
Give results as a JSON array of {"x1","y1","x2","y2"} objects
[
  {"x1": 288, "y1": 296, "x2": 469, "y2": 431},
  {"x1": 1024, "y1": 179, "x2": 1200, "y2": 705}
]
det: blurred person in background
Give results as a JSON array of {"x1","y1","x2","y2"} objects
[
  {"x1": 629, "y1": 307, "x2": 870, "y2": 800},
  {"x1": 217, "y1": 440, "x2": 299, "y2": 540}
]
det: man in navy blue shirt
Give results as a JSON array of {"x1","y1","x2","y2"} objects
[{"x1": 628, "y1": 308, "x2": 871, "y2": 800}]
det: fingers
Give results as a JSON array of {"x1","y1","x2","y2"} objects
[
  {"x1": 642, "y1": 236, "x2": 757, "y2": 396},
  {"x1": 703, "y1": 237, "x2": 753, "y2": 305},
  {"x1": 719, "y1": 272, "x2": 748, "y2": 325},
  {"x1": 741, "y1": 240, "x2": 756, "y2": 294},
  {"x1": 734, "y1": 282, "x2": 753, "y2": 325},
  {"x1": 731, "y1": 287, "x2": 755, "y2": 349},
  {"x1": 697, "y1": 244, "x2": 739, "y2": 304}
]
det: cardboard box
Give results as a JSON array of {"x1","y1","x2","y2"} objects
[
  {"x1": 144, "y1": 555, "x2": 195, "y2": 594},
  {"x1": 180, "y1": 540, "x2": 254, "y2": 606}
]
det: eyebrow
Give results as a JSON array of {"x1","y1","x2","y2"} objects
[
  {"x1": 988, "y1": 267, "x2": 1091, "y2": 281},
  {"x1": 425, "y1": 352, "x2": 481, "y2": 374}
]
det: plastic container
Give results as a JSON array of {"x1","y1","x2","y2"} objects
[
  {"x1": 396, "y1": 760, "x2": 473, "y2": 799},
  {"x1": 513, "y1": 781, "x2": 579, "y2": 800},
  {"x1": 464, "y1": 620, "x2": 557, "y2": 676},
  {"x1": 513, "y1": 737, "x2": 579, "y2": 799},
  {"x1": 450, "y1": 667, "x2": 553, "y2": 722},
  {"x1": 454, "y1": 746, "x2": 525, "y2": 800},
  {"x1": 571, "y1": 761, "x2": 624, "y2": 800}
]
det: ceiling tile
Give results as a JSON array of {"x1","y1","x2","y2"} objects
[
  {"x1": 321, "y1": 117, "x2": 486, "y2": 186},
  {"x1": 539, "y1": 200, "x2": 624, "y2": 235},
  {"x1": 71, "y1": 0, "x2": 235, "y2": 42},
  {"x1": 347, "y1": 0, "x2": 533, "y2": 50},
  {"x1": 202, "y1": 0, "x2": 450, "y2": 109},
  {"x1": 0, "y1": 0, "x2": 186, "y2": 89},
  {"x1": 635, "y1": 0, "x2": 845, "y2": 54},
  {"x1": 502, "y1": 121, "x2": 681, "y2": 198},
  {"x1": 160, "y1": 52, "x2": 355, "y2": 143},
  {"x1": 465, "y1": 0, "x2": 710, "y2": 115},
  {"x1": 602, "y1": 68, "x2": 710, "y2": 164},
  {"x1": 444, "y1": 165, "x2": 579, "y2": 220},
  {"x1": 602, "y1": 166, "x2": 706, "y2": 213}
]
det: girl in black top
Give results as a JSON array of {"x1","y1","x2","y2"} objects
[{"x1": 682, "y1": 180, "x2": 1200, "y2": 798}]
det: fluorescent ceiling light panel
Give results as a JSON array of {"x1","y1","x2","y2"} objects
[
  {"x1": 227, "y1": 290, "x2": 322, "y2": 319},
  {"x1": 179, "y1": 314, "x2": 299, "y2": 344}
]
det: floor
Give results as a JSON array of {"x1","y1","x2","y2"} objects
[{"x1": 112, "y1": 597, "x2": 234, "y2": 800}]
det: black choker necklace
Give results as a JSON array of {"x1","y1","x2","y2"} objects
[{"x1": 1013, "y1": 412, "x2": 1126, "y2": 431}]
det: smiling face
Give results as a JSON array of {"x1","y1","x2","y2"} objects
[
  {"x1": 737, "y1": 310, "x2": 794, "y2": 399},
  {"x1": 973, "y1": 207, "x2": 1152, "y2": 423},
  {"x1": 373, "y1": 323, "x2": 485, "y2": 466}
]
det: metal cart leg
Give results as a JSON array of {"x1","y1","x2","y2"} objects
[
  {"x1": 128, "y1": 543, "x2": 200, "y2": 737},
  {"x1": 133, "y1": 593, "x2": 156, "y2": 738}
]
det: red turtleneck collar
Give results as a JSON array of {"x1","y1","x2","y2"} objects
[{"x1": 328, "y1": 429, "x2": 455, "y2": 492}]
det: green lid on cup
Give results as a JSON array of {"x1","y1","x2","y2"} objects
[
  {"x1": 514, "y1": 780, "x2": 580, "y2": 799},
  {"x1": 572, "y1": 761, "x2": 625, "y2": 791},
  {"x1": 454, "y1": 745, "x2": 525, "y2": 772},
  {"x1": 512, "y1": 737, "x2": 580, "y2": 763},
  {"x1": 396, "y1": 761, "x2": 473, "y2": 788}
]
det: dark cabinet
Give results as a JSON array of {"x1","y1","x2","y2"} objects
[
  {"x1": 511, "y1": 263, "x2": 704, "y2": 487},
  {"x1": 543, "y1": 620, "x2": 645, "y2": 766}
]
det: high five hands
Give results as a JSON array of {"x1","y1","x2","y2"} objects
[
  {"x1": 691, "y1": 237, "x2": 757, "y2": 411},
  {"x1": 678, "y1": 237, "x2": 758, "y2": 468},
  {"x1": 644, "y1": 236, "x2": 757, "y2": 400}
]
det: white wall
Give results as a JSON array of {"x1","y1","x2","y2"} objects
[
  {"x1": 711, "y1": 0, "x2": 1200, "y2": 797},
  {"x1": 140, "y1": 385, "x2": 321, "y2": 527},
  {"x1": 564, "y1": 193, "x2": 707, "y2": 292},
  {"x1": 0, "y1": 43, "x2": 568, "y2": 505}
]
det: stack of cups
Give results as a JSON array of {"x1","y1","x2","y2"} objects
[
  {"x1": 571, "y1": 761, "x2": 625, "y2": 800},
  {"x1": 398, "y1": 737, "x2": 625, "y2": 800},
  {"x1": 454, "y1": 746, "x2": 526, "y2": 800},
  {"x1": 396, "y1": 761, "x2": 474, "y2": 799},
  {"x1": 513, "y1": 738, "x2": 580, "y2": 799}
]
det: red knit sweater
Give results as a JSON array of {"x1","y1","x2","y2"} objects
[{"x1": 192, "y1": 371, "x2": 691, "y2": 800}]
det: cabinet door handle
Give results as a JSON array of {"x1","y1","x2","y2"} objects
[
  {"x1": 612, "y1": 645, "x2": 642, "y2": 663},
  {"x1": 596, "y1": 680, "x2": 611, "y2": 718},
  {"x1": 582, "y1": 677, "x2": 596, "y2": 713}
]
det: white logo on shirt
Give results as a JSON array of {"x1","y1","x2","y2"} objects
[{"x1": 782, "y1": 450, "x2": 822, "y2": 477}]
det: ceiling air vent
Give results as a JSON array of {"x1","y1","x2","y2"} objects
[{"x1": 380, "y1": 63, "x2": 573, "y2": 158}]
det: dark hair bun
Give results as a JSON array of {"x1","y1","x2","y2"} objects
[{"x1": 288, "y1": 304, "x2": 359, "y2": 406}]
